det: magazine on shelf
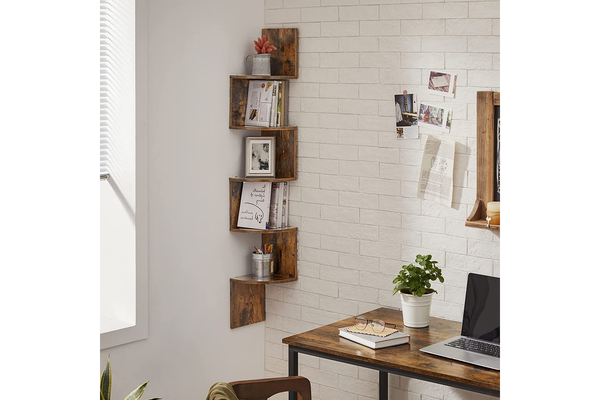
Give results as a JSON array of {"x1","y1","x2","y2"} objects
[
  {"x1": 281, "y1": 181, "x2": 289, "y2": 227},
  {"x1": 237, "y1": 181, "x2": 272, "y2": 230},
  {"x1": 268, "y1": 182, "x2": 281, "y2": 229},
  {"x1": 269, "y1": 82, "x2": 279, "y2": 127},
  {"x1": 338, "y1": 327, "x2": 410, "y2": 349},
  {"x1": 245, "y1": 81, "x2": 276, "y2": 127}
]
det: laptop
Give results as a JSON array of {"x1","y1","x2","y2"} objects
[{"x1": 420, "y1": 273, "x2": 500, "y2": 370}]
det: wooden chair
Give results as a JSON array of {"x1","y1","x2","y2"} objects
[{"x1": 229, "y1": 376, "x2": 311, "y2": 400}]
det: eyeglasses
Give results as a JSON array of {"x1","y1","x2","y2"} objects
[{"x1": 354, "y1": 316, "x2": 396, "y2": 334}]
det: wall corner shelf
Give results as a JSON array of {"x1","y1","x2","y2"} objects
[
  {"x1": 465, "y1": 91, "x2": 500, "y2": 230},
  {"x1": 229, "y1": 28, "x2": 298, "y2": 329}
]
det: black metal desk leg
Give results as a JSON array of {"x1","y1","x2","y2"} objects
[
  {"x1": 379, "y1": 370, "x2": 388, "y2": 400},
  {"x1": 289, "y1": 346, "x2": 299, "y2": 400}
]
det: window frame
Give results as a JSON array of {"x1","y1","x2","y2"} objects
[{"x1": 100, "y1": 0, "x2": 148, "y2": 350}]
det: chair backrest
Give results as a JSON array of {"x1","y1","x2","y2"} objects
[{"x1": 229, "y1": 376, "x2": 311, "y2": 400}]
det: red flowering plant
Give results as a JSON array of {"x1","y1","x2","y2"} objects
[{"x1": 254, "y1": 35, "x2": 277, "y2": 54}]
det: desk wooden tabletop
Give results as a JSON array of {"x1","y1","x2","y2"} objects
[{"x1": 282, "y1": 307, "x2": 500, "y2": 394}]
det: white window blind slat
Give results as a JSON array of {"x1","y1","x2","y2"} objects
[{"x1": 100, "y1": 0, "x2": 135, "y2": 179}]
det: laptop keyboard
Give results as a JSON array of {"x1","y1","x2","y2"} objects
[{"x1": 445, "y1": 337, "x2": 500, "y2": 358}]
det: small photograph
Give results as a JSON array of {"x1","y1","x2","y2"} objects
[
  {"x1": 444, "y1": 110, "x2": 453, "y2": 133},
  {"x1": 427, "y1": 71, "x2": 457, "y2": 98},
  {"x1": 395, "y1": 93, "x2": 419, "y2": 139},
  {"x1": 417, "y1": 102, "x2": 446, "y2": 130},
  {"x1": 245, "y1": 136, "x2": 276, "y2": 177}
]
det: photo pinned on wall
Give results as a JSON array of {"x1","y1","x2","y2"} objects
[
  {"x1": 394, "y1": 93, "x2": 419, "y2": 139},
  {"x1": 445, "y1": 109, "x2": 453, "y2": 133},
  {"x1": 427, "y1": 71, "x2": 457, "y2": 98},
  {"x1": 245, "y1": 136, "x2": 276, "y2": 178},
  {"x1": 417, "y1": 102, "x2": 452, "y2": 133}
]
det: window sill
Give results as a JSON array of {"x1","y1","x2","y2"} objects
[
  {"x1": 101, "y1": 315, "x2": 135, "y2": 334},
  {"x1": 101, "y1": 317, "x2": 147, "y2": 349}
]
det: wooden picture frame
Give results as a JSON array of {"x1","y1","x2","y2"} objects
[{"x1": 245, "y1": 136, "x2": 276, "y2": 177}]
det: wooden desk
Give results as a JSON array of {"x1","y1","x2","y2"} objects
[{"x1": 282, "y1": 307, "x2": 499, "y2": 399}]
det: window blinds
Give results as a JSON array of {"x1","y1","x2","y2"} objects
[{"x1": 100, "y1": 0, "x2": 135, "y2": 179}]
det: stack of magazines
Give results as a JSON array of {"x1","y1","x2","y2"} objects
[
  {"x1": 268, "y1": 182, "x2": 289, "y2": 229},
  {"x1": 244, "y1": 81, "x2": 286, "y2": 128},
  {"x1": 237, "y1": 181, "x2": 290, "y2": 230}
]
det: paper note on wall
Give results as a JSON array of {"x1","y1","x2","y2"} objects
[{"x1": 417, "y1": 136, "x2": 456, "y2": 207}]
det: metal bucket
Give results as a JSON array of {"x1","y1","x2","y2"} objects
[{"x1": 252, "y1": 253, "x2": 272, "y2": 281}]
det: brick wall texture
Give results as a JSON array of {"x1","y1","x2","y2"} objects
[{"x1": 263, "y1": 1, "x2": 500, "y2": 399}]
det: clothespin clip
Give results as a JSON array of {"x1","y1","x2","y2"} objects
[{"x1": 486, "y1": 216, "x2": 491, "y2": 229}]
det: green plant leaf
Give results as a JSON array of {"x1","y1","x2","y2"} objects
[
  {"x1": 101, "y1": 358, "x2": 111, "y2": 400},
  {"x1": 124, "y1": 382, "x2": 149, "y2": 400},
  {"x1": 392, "y1": 254, "x2": 444, "y2": 297}
]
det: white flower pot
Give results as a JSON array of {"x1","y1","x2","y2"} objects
[{"x1": 400, "y1": 292, "x2": 434, "y2": 328}]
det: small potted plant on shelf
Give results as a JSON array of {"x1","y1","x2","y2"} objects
[
  {"x1": 392, "y1": 254, "x2": 444, "y2": 328},
  {"x1": 246, "y1": 35, "x2": 277, "y2": 76}
]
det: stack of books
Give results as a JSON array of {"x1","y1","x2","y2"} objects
[
  {"x1": 338, "y1": 326, "x2": 410, "y2": 350},
  {"x1": 237, "y1": 181, "x2": 290, "y2": 230},
  {"x1": 268, "y1": 182, "x2": 289, "y2": 229},
  {"x1": 244, "y1": 81, "x2": 286, "y2": 128}
]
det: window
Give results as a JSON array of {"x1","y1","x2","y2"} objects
[{"x1": 100, "y1": 0, "x2": 147, "y2": 349}]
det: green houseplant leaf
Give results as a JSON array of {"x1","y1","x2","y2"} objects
[
  {"x1": 101, "y1": 358, "x2": 112, "y2": 400},
  {"x1": 101, "y1": 357, "x2": 161, "y2": 400},
  {"x1": 124, "y1": 382, "x2": 148, "y2": 400},
  {"x1": 391, "y1": 254, "x2": 444, "y2": 297}
]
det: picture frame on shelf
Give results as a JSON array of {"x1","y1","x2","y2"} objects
[{"x1": 245, "y1": 136, "x2": 276, "y2": 178}]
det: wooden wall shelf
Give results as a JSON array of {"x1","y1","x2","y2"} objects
[
  {"x1": 229, "y1": 28, "x2": 298, "y2": 330},
  {"x1": 229, "y1": 77, "x2": 289, "y2": 129},
  {"x1": 229, "y1": 227, "x2": 298, "y2": 329},
  {"x1": 466, "y1": 91, "x2": 500, "y2": 230},
  {"x1": 231, "y1": 75, "x2": 296, "y2": 80}
]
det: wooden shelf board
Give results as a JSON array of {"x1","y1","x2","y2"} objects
[
  {"x1": 229, "y1": 125, "x2": 297, "y2": 131},
  {"x1": 230, "y1": 226, "x2": 297, "y2": 234},
  {"x1": 464, "y1": 219, "x2": 500, "y2": 230},
  {"x1": 231, "y1": 274, "x2": 298, "y2": 285},
  {"x1": 465, "y1": 91, "x2": 500, "y2": 231},
  {"x1": 230, "y1": 74, "x2": 297, "y2": 80},
  {"x1": 230, "y1": 176, "x2": 297, "y2": 183}
]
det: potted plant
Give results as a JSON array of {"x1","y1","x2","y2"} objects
[
  {"x1": 392, "y1": 254, "x2": 444, "y2": 328},
  {"x1": 101, "y1": 357, "x2": 160, "y2": 400},
  {"x1": 245, "y1": 35, "x2": 277, "y2": 75}
]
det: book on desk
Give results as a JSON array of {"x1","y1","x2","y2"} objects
[{"x1": 339, "y1": 327, "x2": 410, "y2": 349}]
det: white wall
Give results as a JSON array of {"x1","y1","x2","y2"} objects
[
  {"x1": 100, "y1": 0, "x2": 266, "y2": 398},
  {"x1": 262, "y1": 2, "x2": 500, "y2": 400}
]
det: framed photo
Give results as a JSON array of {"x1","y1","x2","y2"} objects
[{"x1": 245, "y1": 136, "x2": 276, "y2": 178}]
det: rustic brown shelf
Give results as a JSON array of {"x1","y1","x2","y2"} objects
[
  {"x1": 230, "y1": 177, "x2": 297, "y2": 183},
  {"x1": 229, "y1": 28, "x2": 299, "y2": 330},
  {"x1": 229, "y1": 77, "x2": 289, "y2": 129},
  {"x1": 230, "y1": 226, "x2": 296, "y2": 234},
  {"x1": 231, "y1": 75, "x2": 296, "y2": 80},
  {"x1": 466, "y1": 91, "x2": 500, "y2": 230},
  {"x1": 228, "y1": 126, "x2": 297, "y2": 131},
  {"x1": 231, "y1": 274, "x2": 298, "y2": 285},
  {"x1": 229, "y1": 227, "x2": 298, "y2": 329}
]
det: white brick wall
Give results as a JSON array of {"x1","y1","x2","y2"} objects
[{"x1": 264, "y1": 1, "x2": 499, "y2": 399}]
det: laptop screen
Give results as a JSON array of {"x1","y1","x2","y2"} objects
[{"x1": 461, "y1": 273, "x2": 500, "y2": 344}]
